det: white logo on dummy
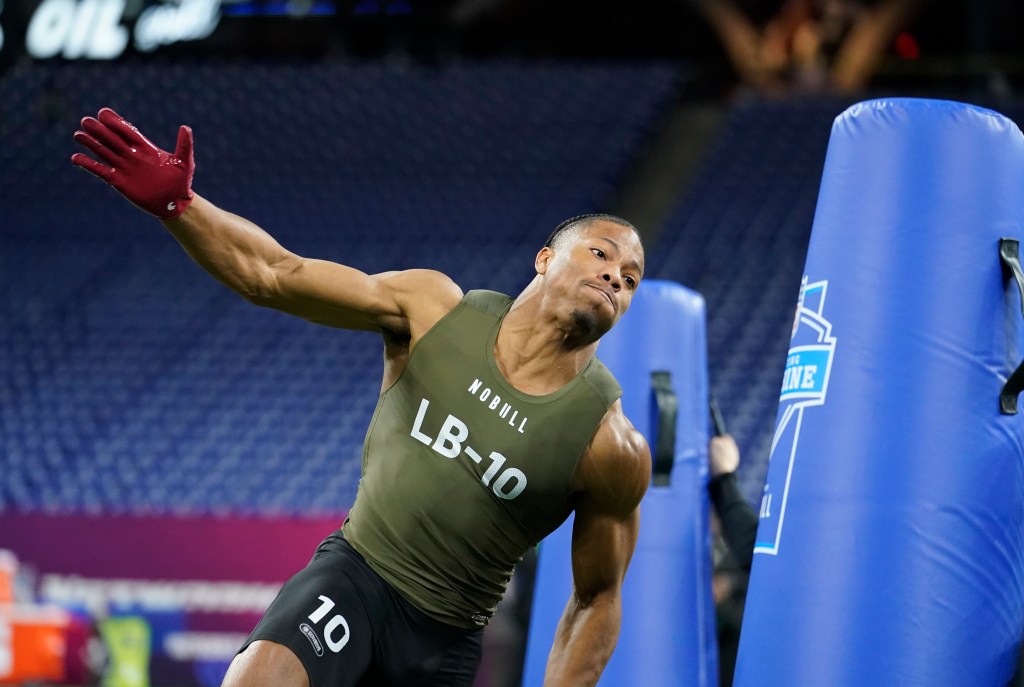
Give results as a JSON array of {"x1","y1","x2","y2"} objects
[{"x1": 755, "y1": 276, "x2": 837, "y2": 556}]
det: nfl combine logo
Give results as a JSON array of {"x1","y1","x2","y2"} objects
[{"x1": 755, "y1": 276, "x2": 837, "y2": 556}]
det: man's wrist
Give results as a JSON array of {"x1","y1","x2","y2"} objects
[{"x1": 708, "y1": 470, "x2": 741, "y2": 507}]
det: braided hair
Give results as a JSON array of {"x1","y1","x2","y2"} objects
[{"x1": 543, "y1": 213, "x2": 640, "y2": 250}]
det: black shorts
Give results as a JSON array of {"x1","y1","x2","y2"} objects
[{"x1": 239, "y1": 530, "x2": 483, "y2": 687}]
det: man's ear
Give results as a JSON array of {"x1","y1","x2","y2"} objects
[{"x1": 535, "y1": 246, "x2": 555, "y2": 275}]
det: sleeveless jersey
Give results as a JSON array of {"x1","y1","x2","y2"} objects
[{"x1": 342, "y1": 290, "x2": 622, "y2": 628}]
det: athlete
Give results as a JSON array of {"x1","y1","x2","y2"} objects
[{"x1": 71, "y1": 108, "x2": 652, "y2": 687}]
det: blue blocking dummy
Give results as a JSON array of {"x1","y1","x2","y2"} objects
[
  {"x1": 522, "y1": 279, "x2": 718, "y2": 687},
  {"x1": 734, "y1": 99, "x2": 1024, "y2": 686}
]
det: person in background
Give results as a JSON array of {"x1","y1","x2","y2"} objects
[
  {"x1": 690, "y1": 0, "x2": 922, "y2": 95},
  {"x1": 707, "y1": 430, "x2": 757, "y2": 686}
]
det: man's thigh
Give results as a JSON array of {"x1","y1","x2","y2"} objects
[
  {"x1": 369, "y1": 589, "x2": 483, "y2": 687},
  {"x1": 234, "y1": 539, "x2": 382, "y2": 687},
  {"x1": 222, "y1": 639, "x2": 308, "y2": 687}
]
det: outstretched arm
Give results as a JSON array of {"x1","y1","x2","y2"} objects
[
  {"x1": 708, "y1": 434, "x2": 758, "y2": 571},
  {"x1": 830, "y1": 0, "x2": 920, "y2": 92},
  {"x1": 160, "y1": 195, "x2": 458, "y2": 333},
  {"x1": 71, "y1": 108, "x2": 461, "y2": 334},
  {"x1": 544, "y1": 403, "x2": 650, "y2": 686}
]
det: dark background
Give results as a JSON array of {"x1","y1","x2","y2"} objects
[{"x1": 3, "y1": 0, "x2": 1023, "y2": 97}]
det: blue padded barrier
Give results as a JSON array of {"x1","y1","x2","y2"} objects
[
  {"x1": 734, "y1": 99, "x2": 1024, "y2": 686},
  {"x1": 522, "y1": 280, "x2": 717, "y2": 686}
]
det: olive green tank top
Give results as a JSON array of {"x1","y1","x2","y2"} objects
[{"x1": 342, "y1": 290, "x2": 622, "y2": 628}]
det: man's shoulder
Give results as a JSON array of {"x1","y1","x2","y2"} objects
[
  {"x1": 577, "y1": 402, "x2": 651, "y2": 516},
  {"x1": 382, "y1": 269, "x2": 462, "y2": 296},
  {"x1": 380, "y1": 269, "x2": 464, "y2": 341},
  {"x1": 595, "y1": 402, "x2": 649, "y2": 464},
  {"x1": 584, "y1": 356, "x2": 623, "y2": 407},
  {"x1": 459, "y1": 289, "x2": 514, "y2": 316}
]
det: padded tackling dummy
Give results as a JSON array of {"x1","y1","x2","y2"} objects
[
  {"x1": 734, "y1": 99, "x2": 1024, "y2": 686},
  {"x1": 522, "y1": 279, "x2": 718, "y2": 687}
]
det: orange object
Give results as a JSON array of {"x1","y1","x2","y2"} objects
[
  {"x1": 0, "y1": 606, "x2": 69, "y2": 685},
  {"x1": 0, "y1": 550, "x2": 16, "y2": 605}
]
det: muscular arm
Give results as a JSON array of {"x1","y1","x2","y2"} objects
[
  {"x1": 162, "y1": 194, "x2": 462, "y2": 335},
  {"x1": 70, "y1": 109, "x2": 462, "y2": 337},
  {"x1": 544, "y1": 403, "x2": 651, "y2": 686},
  {"x1": 708, "y1": 434, "x2": 757, "y2": 571},
  {"x1": 709, "y1": 473, "x2": 758, "y2": 572}
]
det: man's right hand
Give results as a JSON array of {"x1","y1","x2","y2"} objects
[
  {"x1": 71, "y1": 108, "x2": 195, "y2": 219},
  {"x1": 709, "y1": 434, "x2": 741, "y2": 477}
]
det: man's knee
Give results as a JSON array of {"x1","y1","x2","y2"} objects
[{"x1": 222, "y1": 640, "x2": 309, "y2": 687}]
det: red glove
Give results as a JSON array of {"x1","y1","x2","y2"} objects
[{"x1": 71, "y1": 108, "x2": 195, "y2": 220}]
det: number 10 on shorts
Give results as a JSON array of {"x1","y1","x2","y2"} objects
[{"x1": 299, "y1": 595, "x2": 350, "y2": 657}]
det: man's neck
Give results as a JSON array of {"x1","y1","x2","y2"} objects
[{"x1": 494, "y1": 291, "x2": 599, "y2": 396}]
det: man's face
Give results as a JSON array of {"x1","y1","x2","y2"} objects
[{"x1": 540, "y1": 220, "x2": 645, "y2": 341}]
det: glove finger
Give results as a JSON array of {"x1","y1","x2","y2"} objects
[
  {"x1": 174, "y1": 125, "x2": 193, "y2": 166},
  {"x1": 81, "y1": 116, "x2": 128, "y2": 156},
  {"x1": 98, "y1": 107, "x2": 152, "y2": 150},
  {"x1": 70, "y1": 152, "x2": 114, "y2": 182},
  {"x1": 73, "y1": 131, "x2": 120, "y2": 166}
]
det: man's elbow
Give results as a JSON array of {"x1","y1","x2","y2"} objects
[
  {"x1": 572, "y1": 585, "x2": 623, "y2": 616},
  {"x1": 238, "y1": 256, "x2": 300, "y2": 307},
  {"x1": 241, "y1": 289, "x2": 277, "y2": 309},
  {"x1": 235, "y1": 274, "x2": 278, "y2": 308}
]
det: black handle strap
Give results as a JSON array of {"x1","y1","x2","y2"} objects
[
  {"x1": 709, "y1": 395, "x2": 727, "y2": 437},
  {"x1": 650, "y1": 371, "x2": 677, "y2": 487},
  {"x1": 999, "y1": 238, "x2": 1024, "y2": 414}
]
